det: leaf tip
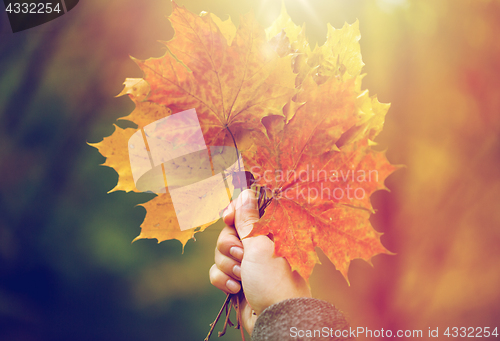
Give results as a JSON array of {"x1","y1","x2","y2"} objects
[
  {"x1": 342, "y1": 273, "x2": 351, "y2": 287},
  {"x1": 86, "y1": 140, "x2": 98, "y2": 149}
]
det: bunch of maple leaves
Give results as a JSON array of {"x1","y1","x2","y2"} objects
[{"x1": 92, "y1": 2, "x2": 396, "y2": 338}]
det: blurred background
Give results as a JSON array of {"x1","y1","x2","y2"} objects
[{"x1": 1, "y1": 0, "x2": 499, "y2": 340}]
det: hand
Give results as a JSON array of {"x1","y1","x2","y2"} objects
[{"x1": 209, "y1": 189, "x2": 311, "y2": 334}]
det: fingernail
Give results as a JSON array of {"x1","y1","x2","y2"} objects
[
  {"x1": 230, "y1": 246, "x2": 243, "y2": 261},
  {"x1": 233, "y1": 265, "x2": 241, "y2": 279},
  {"x1": 226, "y1": 279, "x2": 240, "y2": 293}
]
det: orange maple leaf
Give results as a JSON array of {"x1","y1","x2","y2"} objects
[
  {"x1": 92, "y1": 3, "x2": 397, "y2": 281},
  {"x1": 242, "y1": 70, "x2": 397, "y2": 281},
  {"x1": 134, "y1": 2, "x2": 296, "y2": 147}
]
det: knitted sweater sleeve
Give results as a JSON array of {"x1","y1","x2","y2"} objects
[{"x1": 251, "y1": 298, "x2": 352, "y2": 341}]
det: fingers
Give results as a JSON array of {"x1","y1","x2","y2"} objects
[
  {"x1": 223, "y1": 189, "x2": 259, "y2": 229},
  {"x1": 216, "y1": 225, "x2": 243, "y2": 261},
  {"x1": 209, "y1": 264, "x2": 241, "y2": 294},
  {"x1": 212, "y1": 189, "x2": 265, "y2": 296},
  {"x1": 222, "y1": 189, "x2": 273, "y2": 258},
  {"x1": 215, "y1": 247, "x2": 241, "y2": 280},
  {"x1": 223, "y1": 189, "x2": 260, "y2": 238},
  {"x1": 210, "y1": 225, "x2": 244, "y2": 294},
  {"x1": 222, "y1": 198, "x2": 236, "y2": 226},
  {"x1": 234, "y1": 189, "x2": 260, "y2": 238}
]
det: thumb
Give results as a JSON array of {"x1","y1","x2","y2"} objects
[{"x1": 233, "y1": 189, "x2": 260, "y2": 239}]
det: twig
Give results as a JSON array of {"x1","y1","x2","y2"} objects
[
  {"x1": 204, "y1": 293, "x2": 232, "y2": 341},
  {"x1": 218, "y1": 299, "x2": 234, "y2": 337},
  {"x1": 236, "y1": 294, "x2": 245, "y2": 341}
]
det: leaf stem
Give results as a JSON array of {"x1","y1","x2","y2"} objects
[
  {"x1": 225, "y1": 125, "x2": 241, "y2": 173},
  {"x1": 218, "y1": 300, "x2": 233, "y2": 337},
  {"x1": 204, "y1": 293, "x2": 231, "y2": 341},
  {"x1": 236, "y1": 294, "x2": 245, "y2": 341}
]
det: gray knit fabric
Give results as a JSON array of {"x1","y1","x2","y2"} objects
[{"x1": 252, "y1": 298, "x2": 352, "y2": 341}]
